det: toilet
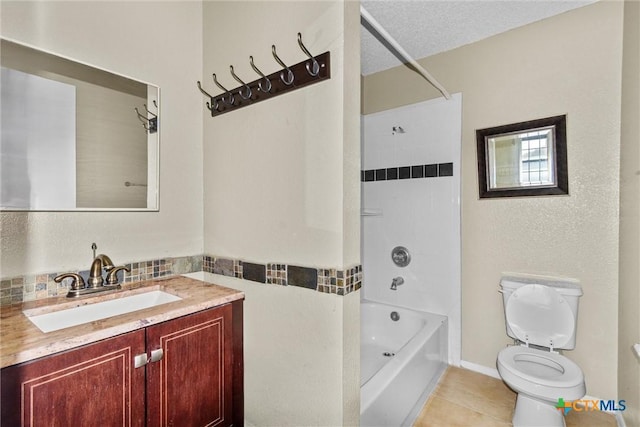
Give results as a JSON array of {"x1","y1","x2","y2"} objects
[{"x1": 496, "y1": 276, "x2": 586, "y2": 427}]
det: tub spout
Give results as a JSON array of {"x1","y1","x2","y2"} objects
[{"x1": 390, "y1": 276, "x2": 404, "y2": 290}]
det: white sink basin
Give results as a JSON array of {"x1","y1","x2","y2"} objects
[{"x1": 25, "y1": 290, "x2": 182, "y2": 333}]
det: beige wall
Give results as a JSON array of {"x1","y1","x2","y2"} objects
[
  {"x1": 202, "y1": 1, "x2": 359, "y2": 269},
  {"x1": 0, "y1": 1, "x2": 204, "y2": 275},
  {"x1": 363, "y1": 1, "x2": 623, "y2": 399},
  {"x1": 202, "y1": 1, "x2": 360, "y2": 425},
  {"x1": 619, "y1": 0, "x2": 640, "y2": 425}
]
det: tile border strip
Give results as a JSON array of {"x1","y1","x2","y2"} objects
[
  {"x1": 1, "y1": 254, "x2": 361, "y2": 305},
  {"x1": 203, "y1": 255, "x2": 362, "y2": 296},
  {"x1": 362, "y1": 162, "x2": 454, "y2": 182}
]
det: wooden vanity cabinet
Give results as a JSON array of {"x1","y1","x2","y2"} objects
[
  {"x1": 1, "y1": 329, "x2": 147, "y2": 427},
  {"x1": 1, "y1": 300, "x2": 243, "y2": 427}
]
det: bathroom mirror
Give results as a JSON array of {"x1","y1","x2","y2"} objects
[
  {"x1": 0, "y1": 38, "x2": 159, "y2": 211},
  {"x1": 476, "y1": 115, "x2": 568, "y2": 198}
]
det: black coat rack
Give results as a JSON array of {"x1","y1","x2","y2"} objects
[{"x1": 197, "y1": 33, "x2": 331, "y2": 117}]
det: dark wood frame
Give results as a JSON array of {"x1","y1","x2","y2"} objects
[
  {"x1": 205, "y1": 51, "x2": 330, "y2": 117},
  {"x1": 476, "y1": 115, "x2": 568, "y2": 198}
]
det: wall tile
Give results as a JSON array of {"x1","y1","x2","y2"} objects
[
  {"x1": 361, "y1": 162, "x2": 454, "y2": 183},
  {"x1": 1, "y1": 254, "x2": 362, "y2": 305},
  {"x1": 425, "y1": 164, "x2": 438, "y2": 177},
  {"x1": 438, "y1": 162, "x2": 453, "y2": 177},
  {"x1": 242, "y1": 262, "x2": 266, "y2": 283},
  {"x1": 288, "y1": 265, "x2": 318, "y2": 290},
  {"x1": 399, "y1": 166, "x2": 411, "y2": 179}
]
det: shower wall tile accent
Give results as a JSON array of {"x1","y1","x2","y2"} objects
[
  {"x1": 361, "y1": 162, "x2": 454, "y2": 182},
  {"x1": 1, "y1": 254, "x2": 361, "y2": 305}
]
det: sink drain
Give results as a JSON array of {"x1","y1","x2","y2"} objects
[{"x1": 383, "y1": 352, "x2": 395, "y2": 357}]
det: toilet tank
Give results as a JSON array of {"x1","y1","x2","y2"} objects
[{"x1": 500, "y1": 275, "x2": 583, "y2": 350}]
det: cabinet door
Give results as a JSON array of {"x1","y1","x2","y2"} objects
[
  {"x1": 145, "y1": 304, "x2": 233, "y2": 427},
  {"x1": 1, "y1": 329, "x2": 146, "y2": 427}
]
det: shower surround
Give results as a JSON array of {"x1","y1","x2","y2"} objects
[{"x1": 360, "y1": 94, "x2": 462, "y2": 424}]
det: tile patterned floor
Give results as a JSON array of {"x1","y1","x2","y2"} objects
[{"x1": 413, "y1": 366, "x2": 618, "y2": 427}]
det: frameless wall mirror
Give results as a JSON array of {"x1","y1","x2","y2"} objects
[
  {"x1": 476, "y1": 115, "x2": 568, "y2": 198},
  {"x1": 0, "y1": 38, "x2": 159, "y2": 211}
]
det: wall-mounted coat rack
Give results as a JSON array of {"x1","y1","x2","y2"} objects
[
  {"x1": 134, "y1": 100, "x2": 158, "y2": 134},
  {"x1": 197, "y1": 33, "x2": 331, "y2": 117}
]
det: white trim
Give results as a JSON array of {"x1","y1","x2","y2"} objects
[
  {"x1": 459, "y1": 360, "x2": 501, "y2": 380},
  {"x1": 614, "y1": 412, "x2": 627, "y2": 427}
]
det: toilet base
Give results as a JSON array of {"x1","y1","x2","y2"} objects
[{"x1": 513, "y1": 394, "x2": 566, "y2": 427}]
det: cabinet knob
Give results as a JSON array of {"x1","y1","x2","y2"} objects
[{"x1": 150, "y1": 349, "x2": 164, "y2": 363}]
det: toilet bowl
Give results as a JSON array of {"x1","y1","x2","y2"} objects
[
  {"x1": 498, "y1": 345, "x2": 586, "y2": 426},
  {"x1": 496, "y1": 277, "x2": 585, "y2": 427}
]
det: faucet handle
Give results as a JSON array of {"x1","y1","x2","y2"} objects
[
  {"x1": 54, "y1": 273, "x2": 86, "y2": 290},
  {"x1": 105, "y1": 266, "x2": 130, "y2": 285}
]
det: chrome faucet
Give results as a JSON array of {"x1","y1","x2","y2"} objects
[
  {"x1": 390, "y1": 276, "x2": 404, "y2": 290},
  {"x1": 56, "y1": 253, "x2": 129, "y2": 298}
]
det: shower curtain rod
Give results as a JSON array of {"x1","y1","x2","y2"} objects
[{"x1": 360, "y1": 5, "x2": 451, "y2": 100}]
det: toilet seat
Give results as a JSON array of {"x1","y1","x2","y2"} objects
[
  {"x1": 497, "y1": 345, "x2": 585, "y2": 401},
  {"x1": 505, "y1": 284, "x2": 575, "y2": 349}
]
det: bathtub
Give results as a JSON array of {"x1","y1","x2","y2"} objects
[{"x1": 360, "y1": 300, "x2": 448, "y2": 427}]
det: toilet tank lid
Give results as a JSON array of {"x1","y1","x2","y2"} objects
[{"x1": 500, "y1": 275, "x2": 583, "y2": 296}]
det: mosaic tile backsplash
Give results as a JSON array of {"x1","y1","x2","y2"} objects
[
  {"x1": 203, "y1": 256, "x2": 362, "y2": 296},
  {"x1": 1, "y1": 255, "x2": 361, "y2": 305}
]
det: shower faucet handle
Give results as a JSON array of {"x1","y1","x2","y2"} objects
[{"x1": 390, "y1": 276, "x2": 405, "y2": 290}]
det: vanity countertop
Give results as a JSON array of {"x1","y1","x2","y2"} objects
[{"x1": 0, "y1": 276, "x2": 244, "y2": 369}]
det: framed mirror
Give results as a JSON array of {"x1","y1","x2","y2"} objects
[
  {"x1": 476, "y1": 115, "x2": 568, "y2": 198},
  {"x1": 0, "y1": 38, "x2": 159, "y2": 211}
]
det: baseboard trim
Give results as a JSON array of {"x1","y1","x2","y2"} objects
[
  {"x1": 614, "y1": 412, "x2": 627, "y2": 427},
  {"x1": 459, "y1": 360, "x2": 501, "y2": 379}
]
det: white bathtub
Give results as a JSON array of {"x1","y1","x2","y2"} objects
[{"x1": 360, "y1": 300, "x2": 448, "y2": 427}]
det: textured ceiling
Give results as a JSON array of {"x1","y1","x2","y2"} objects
[{"x1": 361, "y1": 0, "x2": 597, "y2": 76}]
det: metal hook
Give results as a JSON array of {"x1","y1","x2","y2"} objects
[
  {"x1": 230, "y1": 65, "x2": 252, "y2": 100},
  {"x1": 143, "y1": 103, "x2": 157, "y2": 118},
  {"x1": 134, "y1": 106, "x2": 158, "y2": 133},
  {"x1": 249, "y1": 56, "x2": 272, "y2": 93},
  {"x1": 272, "y1": 45, "x2": 294, "y2": 86},
  {"x1": 134, "y1": 107, "x2": 150, "y2": 132},
  {"x1": 134, "y1": 107, "x2": 148, "y2": 122},
  {"x1": 197, "y1": 81, "x2": 214, "y2": 98},
  {"x1": 212, "y1": 73, "x2": 235, "y2": 105},
  {"x1": 297, "y1": 32, "x2": 320, "y2": 77},
  {"x1": 198, "y1": 81, "x2": 218, "y2": 111},
  {"x1": 206, "y1": 101, "x2": 218, "y2": 112}
]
